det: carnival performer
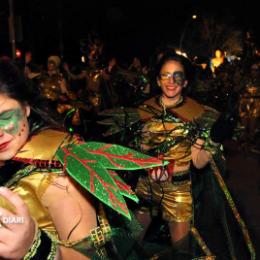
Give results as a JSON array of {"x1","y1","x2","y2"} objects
[
  {"x1": 39, "y1": 55, "x2": 69, "y2": 101},
  {"x1": 0, "y1": 59, "x2": 166, "y2": 259},
  {"x1": 134, "y1": 53, "x2": 255, "y2": 259}
]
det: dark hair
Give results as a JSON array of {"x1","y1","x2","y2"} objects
[
  {"x1": 155, "y1": 53, "x2": 193, "y2": 81},
  {"x1": 0, "y1": 58, "x2": 63, "y2": 133},
  {"x1": 0, "y1": 59, "x2": 34, "y2": 105}
]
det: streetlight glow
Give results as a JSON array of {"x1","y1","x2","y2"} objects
[{"x1": 179, "y1": 14, "x2": 198, "y2": 50}]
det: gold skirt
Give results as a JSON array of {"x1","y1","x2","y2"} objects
[{"x1": 136, "y1": 176, "x2": 192, "y2": 222}]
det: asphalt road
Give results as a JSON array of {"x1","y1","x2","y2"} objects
[{"x1": 224, "y1": 140, "x2": 260, "y2": 257}]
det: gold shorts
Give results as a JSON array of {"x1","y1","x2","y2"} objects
[{"x1": 136, "y1": 176, "x2": 192, "y2": 222}]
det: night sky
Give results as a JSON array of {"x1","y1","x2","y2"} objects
[{"x1": 0, "y1": 0, "x2": 259, "y2": 65}]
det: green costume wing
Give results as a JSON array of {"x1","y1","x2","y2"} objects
[{"x1": 56, "y1": 142, "x2": 166, "y2": 220}]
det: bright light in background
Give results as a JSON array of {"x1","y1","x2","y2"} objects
[
  {"x1": 175, "y1": 49, "x2": 188, "y2": 58},
  {"x1": 15, "y1": 49, "x2": 22, "y2": 58},
  {"x1": 81, "y1": 55, "x2": 86, "y2": 63},
  {"x1": 179, "y1": 14, "x2": 198, "y2": 51}
]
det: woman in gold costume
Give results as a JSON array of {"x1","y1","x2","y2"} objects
[
  {"x1": 0, "y1": 59, "x2": 165, "y2": 259},
  {"x1": 134, "y1": 54, "x2": 255, "y2": 259}
]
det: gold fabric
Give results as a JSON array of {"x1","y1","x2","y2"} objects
[
  {"x1": 1, "y1": 129, "x2": 114, "y2": 256},
  {"x1": 2, "y1": 129, "x2": 77, "y2": 235},
  {"x1": 136, "y1": 96, "x2": 205, "y2": 223},
  {"x1": 142, "y1": 119, "x2": 192, "y2": 167},
  {"x1": 39, "y1": 73, "x2": 64, "y2": 101},
  {"x1": 13, "y1": 171, "x2": 59, "y2": 233},
  {"x1": 0, "y1": 195, "x2": 16, "y2": 213},
  {"x1": 15, "y1": 129, "x2": 74, "y2": 161},
  {"x1": 136, "y1": 176, "x2": 192, "y2": 222},
  {"x1": 139, "y1": 96, "x2": 206, "y2": 166},
  {"x1": 138, "y1": 96, "x2": 205, "y2": 122}
]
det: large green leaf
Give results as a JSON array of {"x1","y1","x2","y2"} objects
[
  {"x1": 56, "y1": 146, "x2": 132, "y2": 219},
  {"x1": 56, "y1": 142, "x2": 166, "y2": 219},
  {"x1": 80, "y1": 142, "x2": 167, "y2": 170},
  {"x1": 109, "y1": 170, "x2": 139, "y2": 203}
]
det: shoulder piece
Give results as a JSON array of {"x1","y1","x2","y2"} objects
[
  {"x1": 13, "y1": 129, "x2": 78, "y2": 165},
  {"x1": 169, "y1": 97, "x2": 205, "y2": 122},
  {"x1": 137, "y1": 96, "x2": 162, "y2": 121},
  {"x1": 138, "y1": 96, "x2": 205, "y2": 122}
]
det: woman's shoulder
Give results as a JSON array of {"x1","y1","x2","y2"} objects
[
  {"x1": 15, "y1": 128, "x2": 80, "y2": 162},
  {"x1": 137, "y1": 96, "x2": 162, "y2": 121},
  {"x1": 167, "y1": 96, "x2": 205, "y2": 121}
]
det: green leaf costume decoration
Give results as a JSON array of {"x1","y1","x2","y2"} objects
[{"x1": 56, "y1": 141, "x2": 167, "y2": 220}]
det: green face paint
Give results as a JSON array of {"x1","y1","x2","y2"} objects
[{"x1": 0, "y1": 108, "x2": 24, "y2": 135}]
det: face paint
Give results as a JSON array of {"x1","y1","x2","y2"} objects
[
  {"x1": 0, "y1": 108, "x2": 24, "y2": 135},
  {"x1": 159, "y1": 71, "x2": 186, "y2": 86}
]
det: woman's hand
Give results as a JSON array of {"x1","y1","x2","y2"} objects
[
  {"x1": 191, "y1": 138, "x2": 211, "y2": 169},
  {"x1": 0, "y1": 187, "x2": 36, "y2": 259}
]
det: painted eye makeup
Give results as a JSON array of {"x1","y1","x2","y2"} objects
[
  {"x1": 0, "y1": 111, "x2": 15, "y2": 120},
  {"x1": 160, "y1": 71, "x2": 185, "y2": 85},
  {"x1": 0, "y1": 108, "x2": 24, "y2": 135}
]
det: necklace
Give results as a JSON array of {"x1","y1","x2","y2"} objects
[{"x1": 159, "y1": 95, "x2": 183, "y2": 114}]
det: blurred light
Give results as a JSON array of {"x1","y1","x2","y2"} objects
[
  {"x1": 255, "y1": 49, "x2": 260, "y2": 57},
  {"x1": 15, "y1": 49, "x2": 22, "y2": 58},
  {"x1": 81, "y1": 55, "x2": 86, "y2": 63},
  {"x1": 192, "y1": 14, "x2": 197, "y2": 19},
  {"x1": 211, "y1": 49, "x2": 224, "y2": 73},
  {"x1": 201, "y1": 63, "x2": 207, "y2": 70},
  {"x1": 182, "y1": 52, "x2": 188, "y2": 58},
  {"x1": 175, "y1": 49, "x2": 188, "y2": 58}
]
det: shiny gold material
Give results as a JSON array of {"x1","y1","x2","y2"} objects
[
  {"x1": 136, "y1": 96, "x2": 205, "y2": 223},
  {"x1": 138, "y1": 96, "x2": 205, "y2": 122},
  {"x1": 15, "y1": 129, "x2": 73, "y2": 161},
  {"x1": 191, "y1": 227, "x2": 215, "y2": 257},
  {"x1": 141, "y1": 119, "x2": 191, "y2": 166},
  {"x1": 136, "y1": 177, "x2": 192, "y2": 222},
  {"x1": 0, "y1": 195, "x2": 16, "y2": 213},
  {"x1": 12, "y1": 171, "x2": 59, "y2": 233},
  {"x1": 0, "y1": 130, "x2": 77, "y2": 235},
  {"x1": 39, "y1": 74, "x2": 64, "y2": 101}
]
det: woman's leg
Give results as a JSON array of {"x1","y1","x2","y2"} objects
[
  {"x1": 168, "y1": 221, "x2": 190, "y2": 248},
  {"x1": 135, "y1": 210, "x2": 152, "y2": 242}
]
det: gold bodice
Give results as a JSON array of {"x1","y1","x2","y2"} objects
[
  {"x1": 1, "y1": 129, "x2": 77, "y2": 234},
  {"x1": 139, "y1": 96, "x2": 206, "y2": 166},
  {"x1": 142, "y1": 120, "x2": 191, "y2": 166},
  {"x1": 13, "y1": 171, "x2": 58, "y2": 233}
]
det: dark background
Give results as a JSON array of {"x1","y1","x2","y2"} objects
[{"x1": 0, "y1": 0, "x2": 259, "y2": 65}]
